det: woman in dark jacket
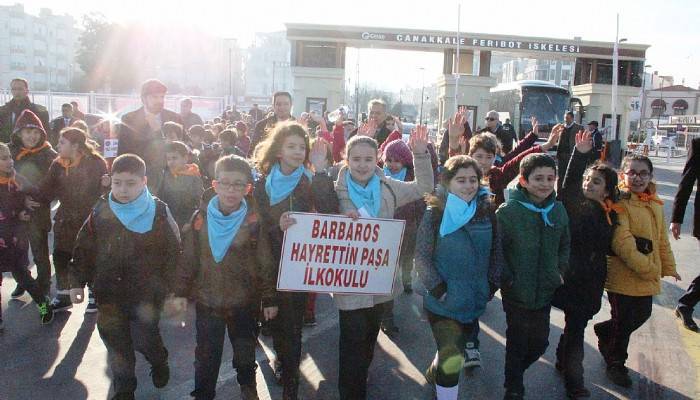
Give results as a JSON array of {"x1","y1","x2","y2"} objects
[{"x1": 554, "y1": 131, "x2": 621, "y2": 399}]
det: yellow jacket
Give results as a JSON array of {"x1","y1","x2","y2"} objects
[{"x1": 606, "y1": 183, "x2": 677, "y2": 296}]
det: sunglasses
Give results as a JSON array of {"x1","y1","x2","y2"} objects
[{"x1": 485, "y1": 117, "x2": 496, "y2": 122}]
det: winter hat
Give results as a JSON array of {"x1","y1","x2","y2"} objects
[
  {"x1": 383, "y1": 139, "x2": 413, "y2": 167},
  {"x1": 13, "y1": 109, "x2": 47, "y2": 135}
]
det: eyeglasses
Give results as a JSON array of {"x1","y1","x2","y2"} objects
[
  {"x1": 623, "y1": 170, "x2": 651, "y2": 179},
  {"x1": 214, "y1": 180, "x2": 250, "y2": 191},
  {"x1": 485, "y1": 117, "x2": 497, "y2": 122}
]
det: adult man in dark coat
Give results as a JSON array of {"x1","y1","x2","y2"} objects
[
  {"x1": 347, "y1": 99, "x2": 392, "y2": 146},
  {"x1": 671, "y1": 137, "x2": 700, "y2": 331},
  {"x1": 117, "y1": 79, "x2": 182, "y2": 194},
  {"x1": 555, "y1": 111, "x2": 582, "y2": 191},
  {"x1": 476, "y1": 110, "x2": 516, "y2": 153},
  {"x1": 248, "y1": 91, "x2": 294, "y2": 157},
  {"x1": 249, "y1": 103, "x2": 265, "y2": 125},
  {"x1": 0, "y1": 78, "x2": 50, "y2": 143},
  {"x1": 179, "y1": 98, "x2": 203, "y2": 131},
  {"x1": 49, "y1": 103, "x2": 76, "y2": 146}
]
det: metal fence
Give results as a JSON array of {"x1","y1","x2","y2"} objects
[{"x1": 0, "y1": 90, "x2": 226, "y2": 121}]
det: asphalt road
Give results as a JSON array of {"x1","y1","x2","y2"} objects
[{"x1": 1, "y1": 154, "x2": 698, "y2": 400}]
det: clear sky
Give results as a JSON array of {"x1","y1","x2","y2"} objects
[{"x1": 12, "y1": 0, "x2": 700, "y2": 91}]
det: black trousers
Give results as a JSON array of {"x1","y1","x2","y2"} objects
[
  {"x1": 193, "y1": 302, "x2": 257, "y2": 400},
  {"x1": 27, "y1": 216, "x2": 52, "y2": 296},
  {"x1": 426, "y1": 310, "x2": 476, "y2": 387},
  {"x1": 52, "y1": 249, "x2": 72, "y2": 294},
  {"x1": 556, "y1": 307, "x2": 593, "y2": 389},
  {"x1": 503, "y1": 301, "x2": 551, "y2": 395},
  {"x1": 593, "y1": 292, "x2": 652, "y2": 366},
  {"x1": 679, "y1": 273, "x2": 700, "y2": 309},
  {"x1": 338, "y1": 303, "x2": 384, "y2": 400},
  {"x1": 1, "y1": 265, "x2": 46, "y2": 307},
  {"x1": 271, "y1": 291, "x2": 307, "y2": 399},
  {"x1": 97, "y1": 302, "x2": 168, "y2": 395}
]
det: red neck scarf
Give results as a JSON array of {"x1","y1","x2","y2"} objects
[{"x1": 16, "y1": 142, "x2": 50, "y2": 161}]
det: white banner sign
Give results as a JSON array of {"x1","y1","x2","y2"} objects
[
  {"x1": 103, "y1": 139, "x2": 119, "y2": 158},
  {"x1": 277, "y1": 212, "x2": 405, "y2": 295}
]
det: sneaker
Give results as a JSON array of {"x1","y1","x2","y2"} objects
[
  {"x1": 675, "y1": 306, "x2": 699, "y2": 332},
  {"x1": 303, "y1": 313, "x2": 317, "y2": 326},
  {"x1": 606, "y1": 364, "x2": 632, "y2": 388},
  {"x1": 566, "y1": 386, "x2": 591, "y2": 399},
  {"x1": 37, "y1": 299, "x2": 54, "y2": 325},
  {"x1": 240, "y1": 384, "x2": 260, "y2": 400},
  {"x1": 11, "y1": 285, "x2": 25, "y2": 299},
  {"x1": 463, "y1": 343, "x2": 481, "y2": 368},
  {"x1": 403, "y1": 283, "x2": 413, "y2": 294},
  {"x1": 110, "y1": 392, "x2": 135, "y2": 400},
  {"x1": 273, "y1": 359, "x2": 283, "y2": 385},
  {"x1": 424, "y1": 363, "x2": 436, "y2": 385},
  {"x1": 50, "y1": 297, "x2": 73, "y2": 312},
  {"x1": 150, "y1": 362, "x2": 170, "y2": 388},
  {"x1": 85, "y1": 291, "x2": 98, "y2": 314}
]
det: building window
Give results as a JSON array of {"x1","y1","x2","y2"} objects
[
  {"x1": 651, "y1": 99, "x2": 667, "y2": 117},
  {"x1": 673, "y1": 99, "x2": 689, "y2": 115}
]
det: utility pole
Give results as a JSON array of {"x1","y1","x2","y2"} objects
[
  {"x1": 419, "y1": 67, "x2": 425, "y2": 124},
  {"x1": 454, "y1": 2, "x2": 461, "y2": 115}
]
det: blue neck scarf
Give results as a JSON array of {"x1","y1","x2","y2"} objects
[
  {"x1": 383, "y1": 166, "x2": 407, "y2": 181},
  {"x1": 439, "y1": 189, "x2": 488, "y2": 237},
  {"x1": 346, "y1": 170, "x2": 381, "y2": 218},
  {"x1": 265, "y1": 163, "x2": 312, "y2": 206},
  {"x1": 207, "y1": 196, "x2": 247, "y2": 263},
  {"x1": 109, "y1": 188, "x2": 157, "y2": 233},
  {"x1": 517, "y1": 199, "x2": 555, "y2": 227}
]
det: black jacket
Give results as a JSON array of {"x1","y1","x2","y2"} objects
[
  {"x1": 174, "y1": 189, "x2": 277, "y2": 310},
  {"x1": 253, "y1": 172, "x2": 339, "y2": 275},
  {"x1": 49, "y1": 116, "x2": 77, "y2": 147},
  {"x1": 117, "y1": 107, "x2": 183, "y2": 194},
  {"x1": 70, "y1": 196, "x2": 181, "y2": 305},
  {"x1": 672, "y1": 137, "x2": 700, "y2": 238},
  {"x1": 477, "y1": 125, "x2": 516, "y2": 154},
  {"x1": 249, "y1": 114, "x2": 295, "y2": 158},
  {"x1": 0, "y1": 98, "x2": 50, "y2": 143},
  {"x1": 553, "y1": 149, "x2": 616, "y2": 316}
]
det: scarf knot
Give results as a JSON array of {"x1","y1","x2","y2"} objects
[
  {"x1": 57, "y1": 154, "x2": 83, "y2": 176},
  {"x1": 599, "y1": 199, "x2": 624, "y2": 226},
  {"x1": 439, "y1": 188, "x2": 490, "y2": 237},
  {"x1": 383, "y1": 166, "x2": 407, "y2": 182},
  {"x1": 517, "y1": 200, "x2": 555, "y2": 227},
  {"x1": 346, "y1": 170, "x2": 382, "y2": 218},
  {"x1": 108, "y1": 188, "x2": 157, "y2": 233},
  {"x1": 16, "y1": 142, "x2": 50, "y2": 161},
  {"x1": 637, "y1": 192, "x2": 664, "y2": 205},
  {"x1": 172, "y1": 163, "x2": 201, "y2": 177},
  {"x1": 207, "y1": 196, "x2": 247, "y2": 263},
  {"x1": 265, "y1": 163, "x2": 312, "y2": 206}
]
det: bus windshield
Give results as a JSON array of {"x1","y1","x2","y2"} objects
[{"x1": 520, "y1": 87, "x2": 570, "y2": 132}]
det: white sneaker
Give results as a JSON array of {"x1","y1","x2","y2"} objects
[{"x1": 463, "y1": 344, "x2": 481, "y2": 368}]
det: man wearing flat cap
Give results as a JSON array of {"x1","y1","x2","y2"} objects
[{"x1": 117, "y1": 79, "x2": 183, "y2": 194}]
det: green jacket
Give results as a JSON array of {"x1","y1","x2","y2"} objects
[{"x1": 496, "y1": 185, "x2": 570, "y2": 310}]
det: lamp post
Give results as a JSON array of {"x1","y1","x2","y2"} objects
[
  {"x1": 611, "y1": 13, "x2": 626, "y2": 142},
  {"x1": 419, "y1": 67, "x2": 425, "y2": 124}
]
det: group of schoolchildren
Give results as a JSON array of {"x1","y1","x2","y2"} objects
[{"x1": 0, "y1": 100, "x2": 680, "y2": 400}]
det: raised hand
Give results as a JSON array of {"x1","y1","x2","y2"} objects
[
  {"x1": 448, "y1": 109, "x2": 467, "y2": 145},
  {"x1": 299, "y1": 113, "x2": 310, "y2": 129},
  {"x1": 409, "y1": 125, "x2": 429, "y2": 154},
  {"x1": 541, "y1": 124, "x2": 563, "y2": 151},
  {"x1": 530, "y1": 116, "x2": 539, "y2": 135},
  {"x1": 574, "y1": 129, "x2": 593, "y2": 154},
  {"x1": 309, "y1": 138, "x2": 330, "y2": 172},
  {"x1": 358, "y1": 119, "x2": 377, "y2": 137}
]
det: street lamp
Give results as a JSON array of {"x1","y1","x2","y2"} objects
[
  {"x1": 637, "y1": 64, "x2": 652, "y2": 132},
  {"x1": 419, "y1": 67, "x2": 425, "y2": 125},
  {"x1": 610, "y1": 13, "x2": 626, "y2": 142}
]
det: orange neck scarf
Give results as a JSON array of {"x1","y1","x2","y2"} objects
[
  {"x1": 57, "y1": 154, "x2": 83, "y2": 176},
  {"x1": 0, "y1": 173, "x2": 17, "y2": 189},
  {"x1": 636, "y1": 191, "x2": 664, "y2": 205},
  {"x1": 171, "y1": 163, "x2": 201, "y2": 177},
  {"x1": 598, "y1": 199, "x2": 624, "y2": 226},
  {"x1": 16, "y1": 142, "x2": 50, "y2": 161}
]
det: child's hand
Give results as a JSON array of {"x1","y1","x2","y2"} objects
[
  {"x1": 70, "y1": 288, "x2": 85, "y2": 304},
  {"x1": 670, "y1": 222, "x2": 681, "y2": 240},
  {"x1": 101, "y1": 174, "x2": 111, "y2": 187},
  {"x1": 263, "y1": 306, "x2": 279, "y2": 321},
  {"x1": 530, "y1": 116, "x2": 539, "y2": 135},
  {"x1": 18, "y1": 210, "x2": 30, "y2": 222},
  {"x1": 279, "y1": 212, "x2": 297, "y2": 231},
  {"x1": 574, "y1": 130, "x2": 593, "y2": 154},
  {"x1": 25, "y1": 196, "x2": 40, "y2": 211},
  {"x1": 345, "y1": 210, "x2": 360, "y2": 221},
  {"x1": 541, "y1": 124, "x2": 563, "y2": 151},
  {"x1": 310, "y1": 139, "x2": 329, "y2": 173},
  {"x1": 448, "y1": 110, "x2": 467, "y2": 146},
  {"x1": 409, "y1": 125, "x2": 429, "y2": 154},
  {"x1": 669, "y1": 272, "x2": 682, "y2": 282},
  {"x1": 358, "y1": 119, "x2": 377, "y2": 137}
]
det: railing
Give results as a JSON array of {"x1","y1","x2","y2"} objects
[{"x1": 0, "y1": 90, "x2": 226, "y2": 121}]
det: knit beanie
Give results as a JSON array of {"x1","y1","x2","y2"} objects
[
  {"x1": 13, "y1": 109, "x2": 46, "y2": 135},
  {"x1": 383, "y1": 139, "x2": 413, "y2": 168}
]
